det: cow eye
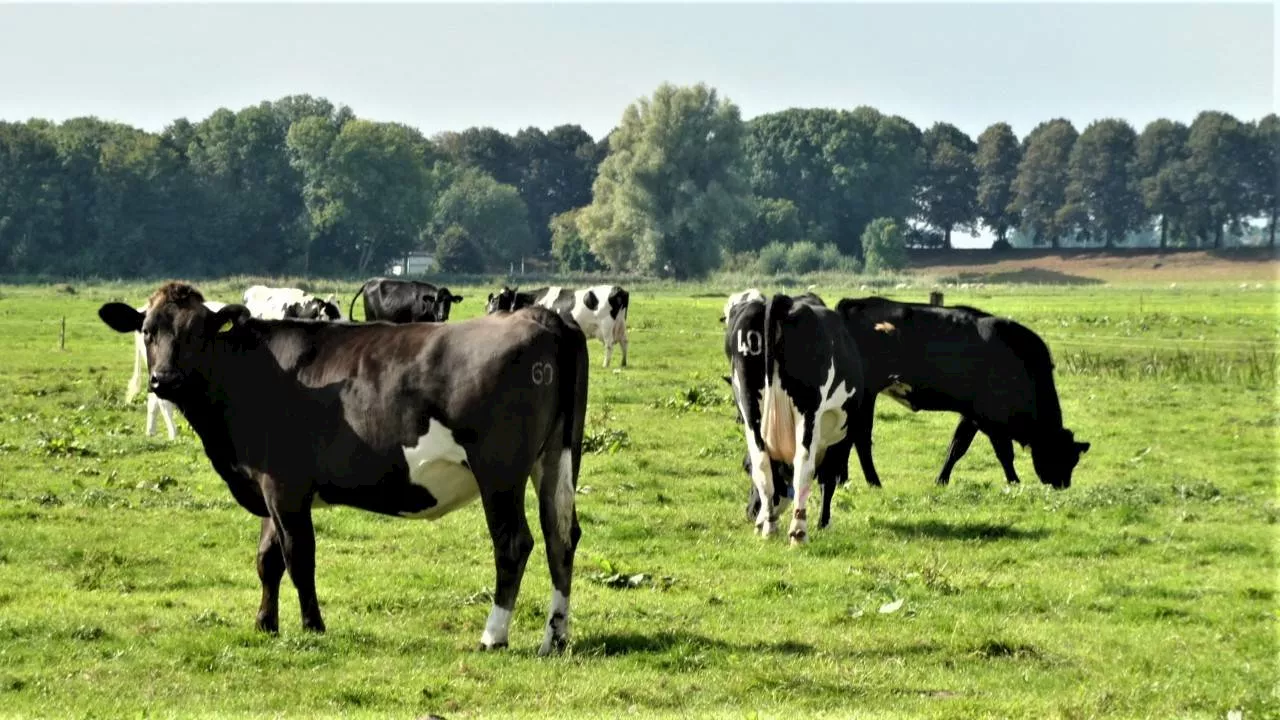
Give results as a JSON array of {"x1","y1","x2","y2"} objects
[{"x1": 142, "y1": 330, "x2": 153, "y2": 341}]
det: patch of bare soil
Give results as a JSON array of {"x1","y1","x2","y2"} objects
[{"x1": 908, "y1": 248, "x2": 1280, "y2": 284}]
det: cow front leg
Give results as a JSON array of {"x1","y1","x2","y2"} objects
[
  {"x1": 788, "y1": 415, "x2": 818, "y2": 546},
  {"x1": 987, "y1": 432, "x2": 1022, "y2": 485},
  {"x1": 255, "y1": 517, "x2": 285, "y2": 633},
  {"x1": 159, "y1": 396, "x2": 178, "y2": 440},
  {"x1": 936, "y1": 417, "x2": 979, "y2": 486},
  {"x1": 535, "y1": 448, "x2": 580, "y2": 655},
  {"x1": 272, "y1": 509, "x2": 325, "y2": 632},
  {"x1": 478, "y1": 485, "x2": 534, "y2": 651}
]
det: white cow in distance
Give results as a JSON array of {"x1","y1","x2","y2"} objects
[{"x1": 242, "y1": 285, "x2": 341, "y2": 321}]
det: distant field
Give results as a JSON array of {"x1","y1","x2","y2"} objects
[
  {"x1": 908, "y1": 247, "x2": 1280, "y2": 284},
  {"x1": 0, "y1": 275, "x2": 1275, "y2": 719}
]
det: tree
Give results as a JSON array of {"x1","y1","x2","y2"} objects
[
  {"x1": 434, "y1": 225, "x2": 484, "y2": 273},
  {"x1": 549, "y1": 208, "x2": 602, "y2": 272},
  {"x1": 736, "y1": 196, "x2": 802, "y2": 252},
  {"x1": 512, "y1": 124, "x2": 601, "y2": 256},
  {"x1": 433, "y1": 168, "x2": 533, "y2": 265},
  {"x1": 1251, "y1": 114, "x2": 1279, "y2": 247},
  {"x1": 1013, "y1": 119, "x2": 1078, "y2": 247},
  {"x1": 0, "y1": 122, "x2": 63, "y2": 273},
  {"x1": 578, "y1": 82, "x2": 752, "y2": 277},
  {"x1": 1065, "y1": 119, "x2": 1144, "y2": 247},
  {"x1": 975, "y1": 122, "x2": 1021, "y2": 245},
  {"x1": 1135, "y1": 119, "x2": 1190, "y2": 248},
  {"x1": 1183, "y1": 111, "x2": 1255, "y2": 247},
  {"x1": 861, "y1": 217, "x2": 907, "y2": 273},
  {"x1": 916, "y1": 122, "x2": 978, "y2": 248},
  {"x1": 435, "y1": 127, "x2": 521, "y2": 187}
]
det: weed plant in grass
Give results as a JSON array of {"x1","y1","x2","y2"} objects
[{"x1": 0, "y1": 279, "x2": 1274, "y2": 718}]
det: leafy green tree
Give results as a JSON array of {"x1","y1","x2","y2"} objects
[
  {"x1": 1183, "y1": 111, "x2": 1255, "y2": 247},
  {"x1": 433, "y1": 168, "x2": 533, "y2": 265},
  {"x1": 1013, "y1": 119, "x2": 1078, "y2": 247},
  {"x1": 1250, "y1": 114, "x2": 1279, "y2": 246},
  {"x1": 578, "y1": 82, "x2": 752, "y2": 277},
  {"x1": 0, "y1": 122, "x2": 64, "y2": 273},
  {"x1": 975, "y1": 122, "x2": 1021, "y2": 245},
  {"x1": 757, "y1": 242, "x2": 788, "y2": 274},
  {"x1": 861, "y1": 217, "x2": 907, "y2": 273},
  {"x1": 1065, "y1": 119, "x2": 1144, "y2": 247},
  {"x1": 549, "y1": 208, "x2": 602, "y2": 272},
  {"x1": 785, "y1": 241, "x2": 822, "y2": 274},
  {"x1": 434, "y1": 224, "x2": 484, "y2": 273},
  {"x1": 512, "y1": 124, "x2": 601, "y2": 256},
  {"x1": 736, "y1": 196, "x2": 802, "y2": 252},
  {"x1": 435, "y1": 127, "x2": 521, "y2": 187},
  {"x1": 916, "y1": 122, "x2": 978, "y2": 248},
  {"x1": 1135, "y1": 119, "x2": 1190, "y2": 248}
]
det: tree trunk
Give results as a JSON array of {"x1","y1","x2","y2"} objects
[
  {"x1": 1270, "y1": 207, "x2": 1276, "y2": 248},
  {"x1": 943, "y1": 226, "x2": 952, "y2": 249},
  {"x1": 1214, "y1": 223, "x2": 1223, "y2": 249},
  {"x1": 1159, "y1": 216, "x2": 1167, "y2": 249}
]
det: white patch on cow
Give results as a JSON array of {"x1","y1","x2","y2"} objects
[
  {"x1": 480, "y1": 604, "x2": 512, "y2": 648},
  {"x1": 564, "y1": 285, "x2": 627, "y2": 368},
  {"x1": 787, "y1": 360, "x2": 857, "y2": 546},
  {"x1": 723, "y1": 288, "x2": 764, "y2": 323},
  {"x1": 397, "y1": 420, "x2": 480, "y2": 520},
  {"x1": 536, "y1": 287, "x2": 564, "y2": 310},
  {"x1": 539, "y1": 589, "x2": 570, "y2": 655},
  {"x1": 242, "y1": 285, "x2": 328, "y2": 320},
  {"x1": 733, "y1": 371, "x2": 778, "y2": 537}
]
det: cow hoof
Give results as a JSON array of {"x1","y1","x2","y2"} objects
[
  {"x1": 538, "y1": 635, "x2": 568, "y2": 656},
  {"x1": 789, "y1": 532, "x2": 808, "y2": 546},
  {"x1": 254, "y1": 614, "x2": 279, "y2": 634},
  {"x1": 478, "y1": 641, "x2": 509, "y2": 652},
  {"x1": 301, "y1": 616, "x2": 326, "y2": 633}
]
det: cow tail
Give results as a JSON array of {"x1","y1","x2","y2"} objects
[
  {"x1": 761, "y1": 294, "x2": 797, "y2": 462},
  {"x1": 558, "y1": 318, "x2": 590, "y2": 487},
  {"x1": 611, "y1": 288, "x2": 630, "y2": 343},
  {"x1": 347, "y1": 286, "x2": 365, "y2": 322}
]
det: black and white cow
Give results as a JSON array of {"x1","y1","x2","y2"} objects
[
  {"x1": 349, "y1": 278, "x2": 464, "y2": 323},
  {"x1": 127, "y1": 300, "x2": 225, "y2": 439},
  {"x1": 723, "y1": 290, "x2": 865, "y2": 544},
  {"x1": 243, "y1": 285, "x2": 342, "y2": 321},
  {"x1": 486, "y1": 285, "x2": 630, "y2": 367},
  {"x1": 98, "y1": 282, "x2": 588, "y2": 654}
]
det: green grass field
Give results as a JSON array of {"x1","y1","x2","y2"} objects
[{"x1": 0, "y1": 277, "x2": 1275, "y2": 719}]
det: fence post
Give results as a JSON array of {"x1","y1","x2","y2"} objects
[
  {"x1": 60, "y1": 316, "x2": 66, "y2": 350},
  {"x1": 929, "y1": 291, "x2": 944, "y2": 307}
]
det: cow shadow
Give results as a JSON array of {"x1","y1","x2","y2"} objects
[
  {"x1": 878, "y1": 519, "x2": 1048, "y2": 541},
  {"x1": 574, "y1": 630, "x2": 815, "y2": 657}
]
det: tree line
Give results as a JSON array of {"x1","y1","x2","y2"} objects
[{"x1": 0, "y1": 86, "x2": 1275, "y2": 279}]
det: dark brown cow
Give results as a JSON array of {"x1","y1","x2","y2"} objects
[{"x1": 97, "y1": 282, "x2": 588, "y2": 654}]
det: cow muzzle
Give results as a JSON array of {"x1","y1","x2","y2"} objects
[{"x1": 149, "y1": 369, "x2": 183, "y2": 397}]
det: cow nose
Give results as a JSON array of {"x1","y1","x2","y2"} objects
[{"x1": 150, "y1": 370, "x2": 181, "y2": 393}]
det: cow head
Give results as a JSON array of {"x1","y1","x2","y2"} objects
[
  {"x1": 432, "y1": 287, "x2": 464, "y2": 322},
  {"x1": 98, "y1": 282, "x2": 251, "y2": 400},
  {"x1": 486, "y1": 286, "x2": 518, "y2": 314},
  {"x1": 1030, "y1": 428, "x2": 1091, "y2": 489},
  {"x1": 284, "y1": 297, "x2": 342, "y2": 321}
]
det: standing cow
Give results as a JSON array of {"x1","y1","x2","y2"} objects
[
  {"x1": 243, "y1": 285, "x2": 342, "y2": 321},
  {"x1": 126, "y1": 300, "x2": 225, "y2": 439},
  {"x1": 97, "y1": 282, "x2": 588, "y2": 654},
  {"x1": 724, "y1": 291, "x2": 865, "y2": 544},
  {"x1": 486, "y1": 285, "x2": 629, "y2": 367},
  {"x1": 349, "y1": 278, "x2": 464, "y2": 323}
]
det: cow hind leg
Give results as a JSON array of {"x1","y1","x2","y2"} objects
[
  {"x1": 476, "y1": 480, "x2": 534, "y2": 651},
  {"x1": 988, "y1": 432, "x2": 1022, "y2": 485},
  {"x1": 255, "y1": 517, "x2": 286, "y2": 633},
  {"x1": 936, "y1": 417, "x2": 979, "y2": 486},
  {"x1": 852, "y1": 397, "x2": 882, "y2": 488},
  {"x1": 145, "y1": 393, "x2": 159, "y2": 437},
  {"x1": 534, "y1": 446, "x2": 580, "y2": 656},
  {"x1": 271, "y1": 508, "x2": 325, "y2": 632},
  {"x1": 787, "y1": 414, "x2": 819, "y2": 546}
]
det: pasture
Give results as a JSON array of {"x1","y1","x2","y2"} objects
[{"x1": 0, "y1": 276, "x2": 1275, "y2": 719}]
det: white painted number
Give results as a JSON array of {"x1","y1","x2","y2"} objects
[
  {"x1": 736, "y1": 329, "x2": 762, "y2": 356},
  {"x1": 532, "y1": 361, "x2": 555, "y2": 386}
]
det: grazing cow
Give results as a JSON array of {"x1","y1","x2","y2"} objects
[
  {"x1": 242, "y1": 285, "x2": 341, "y2": 321},
  {"x1": 127, "y1": 300, "x2": 225, "y2": 439},
  {"x1": 723, "y1": 291, "x2": 864, "y2": 544},
  {"x1": 486, "y1": 285, "x2": 630, "y2": 367},
  {"x1": 97, "y1": 282, "x2": 588, "y2": 654},
  {"x1": 349, "y1": 278, "x2": 464, "y2": 323}
]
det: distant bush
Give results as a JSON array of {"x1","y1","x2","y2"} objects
[
  {"x1": 757, "y1": 242, "x2": 788, "y2": 274},
  {"x1": 862, "y1": 217, "x2": 908, "y2": 273},
  {"x1": 785, "y1": 241, "x2": 822, "y2": 274},
  {"x1": 434, "y1": 225, "x2": 484, "y2": 273}
]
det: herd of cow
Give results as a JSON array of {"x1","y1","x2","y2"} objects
[{"x1": 95, "y1": 277, "x2": 1086, "y2": 654}]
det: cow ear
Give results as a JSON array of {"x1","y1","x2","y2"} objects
[
  {"x1": 487, "y1": 293, "x2": 495, "y2": 302},
  {"x1": 1075, "y1": 441, "x2": 1091, "y2": 454},
  {"x1": 98, "y1": 303, "x2": 143, "y2": 334},
  {"x1": 211, "y1": 304, "x2": 251, "y2": 334},
  {"x1": 452, "y1": 294, "x2": 464, "y2": 303},
  {"x1": 722, "y1": 375, "x2": 733, "y2": 387}
]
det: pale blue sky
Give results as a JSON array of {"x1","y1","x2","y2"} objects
[{"x1": 0, "y1": 1, "x2": 1274, "y2": 245}]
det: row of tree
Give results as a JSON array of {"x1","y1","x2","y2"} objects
[{"x1": 0, "y1": 86, "x2": 1275, "y2": 279}]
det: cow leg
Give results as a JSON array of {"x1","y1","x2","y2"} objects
[
  {"x1": 534, "y1": 447, "x2": 580, "y2": 656},
  {"x1": 254, "y1": 517, "x2": 286, "y2": 633},
  {"x1": 477, "y1": 483, "x2": 534, "y2": 651},
  {"x1": 988, "y1": 432, "x2": 1022, "y2": 485},
  {"x1": 617, "y1": 321, "x2": 629, "y2": 367},
  {"x1": 787, "y1": 414, "x2": 819, "y2": 546},
  {"x1": 744, "y1": 432, "x2": 778, "y2": 537},
  {"x1": 936, "y1": 417, "x2": 980, "y2": 486},
  {"x1": 602, "y1": 336, "x2": 614, "y2": 368},
  {"x1": 159, "y1": 396, "x2": 178, "y2": 440},
  {"x1": 145, "y1": 393, "x2": 159, "y2": 437},
  {"x1": 815, "y1": 438, "x2": 851, "y2": 530},
  {"x1": 270, "y1": 508, "x2": 325, "y2": 632},
  {"x1": 852, "y1": 396, "x2": 882, "y2": 488}
]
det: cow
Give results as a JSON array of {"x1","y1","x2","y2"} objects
[
  {"x1": 743, "y1": 296, "x2": 1091, "y2": 525},
  {"x1": 486, "y1": 285, "x2": 630, "y2": 367},
  {"x1": 242, "y1": 285, "x2": 341, "y2": 321},
  {"x1": 97, "y1": 281, "x2": 588, "y2": 655},
  {"x1": 724, "y1": 290, "x2": 865, "y2": 545},
  {"x1": 126, "y1": 300, "x2": 225, "y2": 439},
  {"x1": 349, "y1": 278, "x2": 464, "y2": 323}
]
